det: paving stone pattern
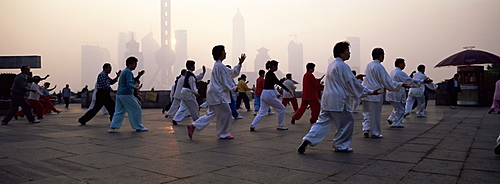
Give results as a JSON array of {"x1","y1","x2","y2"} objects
[{"x1": 1, "y1": 101, "x2": 499, "y2": 183}]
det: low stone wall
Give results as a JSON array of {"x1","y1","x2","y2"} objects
[{"x1": 80, "y1": 90, "x2": 172, "y2": 109}]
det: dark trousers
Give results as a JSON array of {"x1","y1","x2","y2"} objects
[
  {"x1": 63, "y1": 97, "x2": 70, "y2": 108},
  {"x1": 78, "y1": 90, "x2": 115, "y2": 124},
  {"x1": 450, "y1": 92, "x2": 458, "y2": 106},
  {"x1": 236, "y1": 92, "x2": 251, "y2": 110},
  {"x1": 2, "y1": 92, "x2": 35, "y2": 123}
]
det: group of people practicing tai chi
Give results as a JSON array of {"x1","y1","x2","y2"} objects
[{"x1": 72, "y1": 41, "x2": 438, "y2": 154}]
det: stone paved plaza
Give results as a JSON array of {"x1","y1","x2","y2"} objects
[{"x1": 1, "y1": 101, "x2": 499, "y2": 183}]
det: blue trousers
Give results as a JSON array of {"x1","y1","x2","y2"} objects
[
  {"x1": 229, "y1": 92, "x2": 239, "y2": 118},
  {"x1": 110, "y1": 95, "x2": 145, "y2": 130}
]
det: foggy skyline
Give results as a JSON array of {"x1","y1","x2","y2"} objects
[{"x1": 1, "y1": 0, "x2": 500, "y2": 91}]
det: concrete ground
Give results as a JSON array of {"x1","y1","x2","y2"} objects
[{"x1": 1, "y1": 101, "x2": 499, "y2": 184}]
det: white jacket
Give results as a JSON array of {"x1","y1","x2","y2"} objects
[
  {"x1": 361, "y1": 60, "x2": 403, "y2": 102},
  {"x1": 386, "y1": 68, "x2": 422, "y2": 102},
  {"x1": 321, "y1": 58, "x2": 373, "y2": 112},
  {"x1": 206, "y1": 60, "x2": 241, "y2": 105},
  {"x1": 282, "y1": 79, "x2": 296, "y2": 98}
]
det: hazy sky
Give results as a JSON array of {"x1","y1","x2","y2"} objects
[{"x1": 1, "y1": 0, "x2": 499, "y2": 91}]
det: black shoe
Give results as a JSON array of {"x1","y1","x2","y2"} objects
[
  {"x1": 404, "y1": 113, "x2": 410, "y2": 118},
  {"x1": 291, "y1": 119, "x2": 296, "y2": 124},
  {"x1": 172, "y1": 120, "x2": 178, "y2": 125},
  {"x1": 162, "y1": 107, "x2": 166, "y2": 114},
  {"x1": 13, "y1": 115, "x2": 18, "y2": 120},
  {"x1": 495, "y1": 142, "x2": 500, "y2": 155},
  {"x1": 250, "y1": 125, "x2": 255, "y2": 131},
  {"x1": 298, "y1": 140, "x2": 310, "y2": 154},
  {"x1": 1, "y1": 121, "x2": 8, "y2": 125},
  {"x1": 78, "y1": 119, "x2": 86, "y2": 125},
  {"x1": 363, "y1": 130, "x2": 370, "y2": 138},
  {"x1": 164, "y1": 115, "x2": 169, "y2": 118},
  {"x1": 387, "y1": 120, "x2": 393, "y2": 125}
]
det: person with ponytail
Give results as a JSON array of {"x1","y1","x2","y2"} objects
[{"x1": 250, "y1": 60, "x2": 293, "y2": 131}]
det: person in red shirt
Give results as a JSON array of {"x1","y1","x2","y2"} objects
[
  {"x1": 253, "y1": 70, "x2": 274, "y2": 115},
  {"x1": 291, "y1": 63, "x2": 324, "y2": 124}
]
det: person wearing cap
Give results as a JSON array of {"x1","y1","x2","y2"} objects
[{"x1": 2, "y1": 66, "x2": 40, "y2": 125}]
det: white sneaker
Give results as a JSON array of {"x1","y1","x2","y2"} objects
[
  {"x1": 235, "y1": 115, "x2": 243, "y2": 119},
  {"x1": 107, "y1": 128, "x2": 115, "y2": 133},
  {"x1": 31, "y1": 119, "x2": 41, "y2": 124},
  {"x1": 136, "y1": 127, "x2": 149, "y2": 132},
  {"x1": 253, "y1": 112, "x2": 257, "y2": 116},
  {"x1": 268, "y1": 112, "x2": 276, "y2": 115},
  {"x1": 276, "y1": 126, "x2": 288, "y2": 130}
]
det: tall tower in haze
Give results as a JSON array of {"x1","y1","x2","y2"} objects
[
  {"x1": 346, "y1": 37, "x2": 360, "y2": 74},
  {"x1": 174, "y1": 30, "x2": 188, "y2": 76},
  {"x1": 81, "y1": 44, "x2": 110, "y2": 88},
  {"x1": 232, "y1": 9, "x2": 246, "y2": 70},
  {"x1": 124, "y1": 33, "x2": 144, "y2": 71},
  {"x1": 254, "y1": 47, "x2": 270, "y2": 72},
  {"x1": 141, "y1": 32, "x2": 160, "y2": 88},
  {"x1": 288, "y1": 40, "x2": 304, "y2": 84},
  {"x1": 117, "y1": 32, "x2": 133, "y2": 69},
  {"x1": 154, "y1": 0, "x2": 176, "y2": 88}
]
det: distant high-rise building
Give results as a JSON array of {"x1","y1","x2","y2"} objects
[
  {"x1": 117, "y1": 32, "x2": 133, "y2": 69},
  {"x1": 346, "y1": 37, "x2": 360, "y2": 74},
  {"x1": 141, "y1": 32, "x2": 160, "y2": 89},
  {"x1": 254, "y1": 47, "x2": 271, "y2": 72},
  {"x1": 154, "y1": 0, "x2": 176, "y2": 88},
  {"x1": 232, "y1": 9, "x2": 246, "y2": 70},
  {"x1": 81, "y1": 44, "x2": 110, "y2": 88},
  {"x1": 174, "y1": 29, "x2": 188, "y2": 75},
  {"x1": 288, "y1": 40, "x2": 304, "y2": 85},
  {"x1": 124, "y1": 33, "x2": 144, "y2": 71}
]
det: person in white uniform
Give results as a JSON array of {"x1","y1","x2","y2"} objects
[
  {"x1": 187, "y1": 45, "x2": 245, "y2": 139},
  {"x1": 179, "y1": 60, "x2": 205, "y2": 122},
  {"x1": 361, "y1": 48, "x2": 408, "y2": 138},
  {"x1": 386, "y1": 58, "x2": 431, "y2": 128},
  {"x1": 405, "y1": 64, "x2": 435, "y2": 117},
  {"x1": 298, "y1": 41, "x2": 381, "y2": 153},
  {"x1": 165, "y1": 69, "x2": 186, "y2": 118}
]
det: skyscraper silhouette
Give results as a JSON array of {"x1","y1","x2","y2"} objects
[
  {"x1": 346, "y1": 37, "x2": 360, "y2": 74},
  {"x1": 254, "y1": 47, "x2": 271, "y2": 72},
  {"x1": 288, "y1": 40, "x2": 304, "y2": 87},
  {"x1": 141, "y1": 32, "x2": 160, "y2": 89},
  {"x1": 174, "y1": 30, "x2": 188, "y2": 76},
  {"x1": 117, "y1": 32, "x2": 133, "y2": 69},
  {"x1": 124, "y1": 33, "x2": 144, "y2": 71},
  {"x1": 81, "y1": 44, "x2": 110, "y2": 88},
  {"x1": 232, "y1": 9, "x2": 246, "y2": 70},
  {"x1": 153, "y1": 0, "x2": 176, "y2": 88}
]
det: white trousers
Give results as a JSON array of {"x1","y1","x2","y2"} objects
[
  {"x1": 362, "y1": 101, "x2": 382, "y2": 136},
  {"x1": 405, "y1": 95, "x2": 425, "y2": 116},
  {"x1": 172, "y1": 101, "x2": 190, "y2": 121},
  {"x1": 302, "y1": 109, "x2": 354, "y2": 150},
  {"x1": 192, "y1": 103, "x2": 232, "y2": 138},
  {"x1": 180, "y1": 88, "x2": 200, "y2": 121},
  {"x1": 388, "y1": 101, "x2": 405, "y2": 126},
  {"x1": 165, "y1": 98, "x2": 181, "y2": 116},
  {"x1": 251, "y1": 90, "x2": 286, "y2": 128}
]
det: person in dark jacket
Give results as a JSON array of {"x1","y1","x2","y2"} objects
[{"x1": 446, "y1": 73, "x2": 461, "y2": 109}]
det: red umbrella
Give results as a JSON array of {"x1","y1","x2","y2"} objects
[{"x1": 435, "y1": 49, "x2": 500, "y2": 67}]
